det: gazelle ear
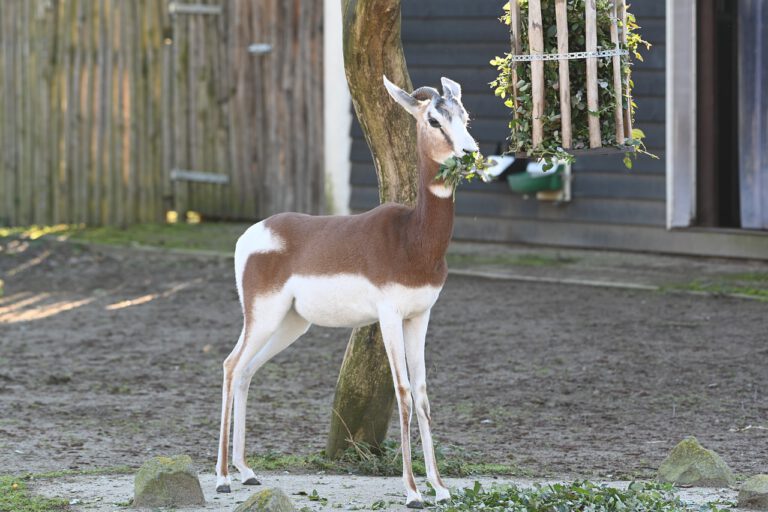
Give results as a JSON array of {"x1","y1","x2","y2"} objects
[
  {"x1": 441, "y1": 77, "x2": 462, "y2": 100},
  {"x1": 383, "y1": 75, "x2": 426, "y2": 117}
]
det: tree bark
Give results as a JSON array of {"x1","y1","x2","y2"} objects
[{"x1": 326, "y1": 0, "x2": 417, "y2": 458}]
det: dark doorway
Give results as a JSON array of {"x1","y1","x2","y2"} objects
[{"x1": 696, "y1": 0, "x2": 740, "y2": 227}]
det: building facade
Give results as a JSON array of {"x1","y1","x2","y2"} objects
[{"x1": 325, "y1": 0, "x2": 768, "y2": 259}]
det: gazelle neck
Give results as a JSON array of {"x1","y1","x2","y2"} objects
[{"x1": 409, "y1": 144, "x2": 455, "y2": 264}]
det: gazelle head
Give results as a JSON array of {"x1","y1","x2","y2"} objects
[{"x1": 383, "y1": 76, "x2": 479, "y2": 165}]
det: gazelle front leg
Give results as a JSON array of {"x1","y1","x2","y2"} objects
[
  {"x1": 404, "y1": 309, "x2": 450, "y2": 503},
  {"x1": 379, "y1": 307, "x2": 423, "y2": 508}
]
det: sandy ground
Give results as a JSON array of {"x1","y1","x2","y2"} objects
[
  {"x1": 32, "y1": 472, "x2": 743, "y2": 511},
  {"x1": 1, "y1": 237, "x2": 767, "y2": 506}
]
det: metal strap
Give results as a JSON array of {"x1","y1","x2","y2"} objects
[
  {"x1": 509, "y1": 48, "x2": 628, "y2": 62},
  {"x1": 168, "y1": 2, "x2": 222, "y2": 15}
]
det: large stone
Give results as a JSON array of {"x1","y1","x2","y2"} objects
[
  {"x1": 738, "y1": 475, "x2": 768, "y2": 509},
  {"x1": 657, "y1": 437, "x2": 735, "y2": 488},
  {"x1": 234, "y1": 488, "x2": 296, "y2": 512},
  {"x1": 133, "y1": 455, "x2": 205, "y2": 508}
]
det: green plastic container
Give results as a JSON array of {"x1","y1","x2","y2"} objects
[{"x1": 506, "y1": 166, "x2": 563, "y2": 194}]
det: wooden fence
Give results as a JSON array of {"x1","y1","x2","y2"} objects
[{"x1": 0, "y1": 0, "x2": 323, "y2": 227}]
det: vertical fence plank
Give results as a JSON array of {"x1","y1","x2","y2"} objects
[
  {"x1": 528, "y1": 0, "x2": 544, "y2": 148},
  {"x1": 0, "y1": 4, "x2": 6, "y2": 224},
  {"x1": 5, "y1": 2, "x2": 19, "y2": 225},
  {"x1": 32, "y1": 1, "x2": 48, "y2": 224},
  {"x1": 172, "y1": 9, "x2": 189, "y2": 216},
  {"x1": 72, "y1": 0, "x2": 86, "y2": 224},
  {"x1": 554, "y1": 0, "x2": 572, "y2": 148},
  {"x1": 610, "y1": 0, "x2": 625, "y2": 144},
  {"x1": 20, "y1": 1, "x2": 33, "y2": 225},
  {"x1": 585, "y1": 0, "x2": 601, "y2": 148}
]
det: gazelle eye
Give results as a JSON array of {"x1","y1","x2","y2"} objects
[{"x1": 428, "y1": 118, "x2": 441, "y2": 128}]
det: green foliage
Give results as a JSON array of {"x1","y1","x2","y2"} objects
[
  {"x1": 490, "y1": 0, "x2": 653, "y2": 168},
  {"x1": 436, "y1": 480, "x2": 730, "y2": 512},
  {"x1": 0, "y1": 476, "x2": 69, "y2": 512},
  {"x1": 436, "y1": 152, "x2": 491, "y2": 198}
]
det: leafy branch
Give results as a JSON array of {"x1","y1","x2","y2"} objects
[{"x1": 435, "y1": 152, "x2": 491, "y2": 199}]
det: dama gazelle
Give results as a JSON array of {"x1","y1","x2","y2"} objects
[{"x1": 215, "y1": 76, "x2": 478, "y2": 508}]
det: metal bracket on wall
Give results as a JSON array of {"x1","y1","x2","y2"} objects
[
  {"x1": 168, "y1": 2, "x2": 222, "y2": 15},
  {"x1": 248, "y1": 44, "x2": 273, "y2": 55},
  {"x1": 536, "y1": 163, "x2": 572, "y2": 202},
  {"x1": 170, "y1": 169, "x2": 229, "y2": 185}
]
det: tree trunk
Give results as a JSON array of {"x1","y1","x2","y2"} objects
[{"x1": 326, "y1": 0, "x2": 418, "y2": 458}]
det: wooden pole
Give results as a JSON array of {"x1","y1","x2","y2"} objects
[
  {"x1": 554, "y1": 0, "x2": 572, "y2": 148},
  {"x1": 610, "y1": 0, "x2": 625, "y2": 144},
  {"x1": 585, "y1": 0, "x2": 601, "y2": 148},
  {"x1": 528, "y1": 0, "x2": 545, "y2": 148},
  {"x1": 509, "y1": 0, "x2": 522, "y2": 142},
  {"x1": 619, "y1": 0, "x2": 633, "y2": 138}
]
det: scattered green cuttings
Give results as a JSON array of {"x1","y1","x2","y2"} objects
[{"x1": 436, "y1": 480, "x2": 732, "y2": 512}]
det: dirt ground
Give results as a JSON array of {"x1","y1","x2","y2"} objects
[{"x1": 1, "y1": 238, "x2": 766, "y2": 481}]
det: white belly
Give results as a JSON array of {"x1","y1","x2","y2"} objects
[{"x1": 286, "y1": 274, "x2": 442, "y2": 328}]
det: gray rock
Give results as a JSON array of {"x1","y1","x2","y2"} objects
[
  {"x1": 738, "y1": 475, "x2": 768, "y2": 510},
  {"x1": 234, "y1": 488, "x2": 296, "y2": 512},
  {"x1": 657, "y1": 437, "x2": 735, "y2": 488},
  {"x1": 133, "y1": 455, "x2": 205, "y2": 508}
]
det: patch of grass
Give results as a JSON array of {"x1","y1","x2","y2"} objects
[
  {"x1": 666, "y1": 278, "x2": 768, "y2": 301},
  {"x1": 435, "y1": 480, "x2": 731, "y2": 512},
  {"x1": 247, "y1": 452, "x2": 335, "y2": 473},
  {"x1": 0, "y1": 475, "x2": 69, "y2": 512},
  {"x1": 247, "y1": 441, "x2": 525, "y2": 478},
  {"x1": 0, "y1": 222, "x2": 250, "y2": 253},
  {"x1": 19, "y1": 465, "x2": 134, "y2": 480},
  {"x1": 447, "y1": 252, "x2": 579, "y2": 268},
  {"x1": 727, "y1": 272, "x2": 768, "y2": 283}
]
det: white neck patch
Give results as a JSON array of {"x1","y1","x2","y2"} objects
[{"x1": 428, "y1": 183, "x2": 454, "y2": 198}]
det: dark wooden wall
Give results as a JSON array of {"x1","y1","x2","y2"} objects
[{"x1": 349, "y1": 0, "x2": 669, "y2": 249}]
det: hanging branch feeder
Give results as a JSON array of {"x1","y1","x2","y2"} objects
[{"x1": 492, "y1": 0, "x2": 648, "y2": 165}]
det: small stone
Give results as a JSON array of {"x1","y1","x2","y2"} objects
[
  {"x1": 133, "y1": 455, "x2": 205, "y2": 508},
  {"x1": 738, "y1": 475, "x2": 768, "y2": 509},
  {"x1": 657, "y1": 437, "x2": 735, "y2": 488},
  {"x1": 234, "y1": 488, "x2": 296, "y2": 512}
]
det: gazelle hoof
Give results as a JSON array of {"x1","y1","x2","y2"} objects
[
  {"x1": 216, "y1": 484, "x2": 231, "y2": 493},
  {"x1": 243, "y1": 477, "x2": 261, "y2": 485},
  {"x1": 435, "y1": 488, "x2": 451, "y2": 503},
  {"x1": 406, "y1": 499, "x2": 425, "y2": 509}
]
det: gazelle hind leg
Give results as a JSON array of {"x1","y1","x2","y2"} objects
[
  {"x1": 215, "y1": 328, "x2": 244, "y2": 492},
  {"x1": 215, "y1": 294, "x2": 291, "y2": 492},
  {"x1": 404, "y1": 310, "x2": 450, "y2": 503},
  {"x1": 379, "y1": 307, "x2": 423, "y2": 508},
  {"x1": 232, "y1": 309, "x2": 310, "y2": 484}
]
